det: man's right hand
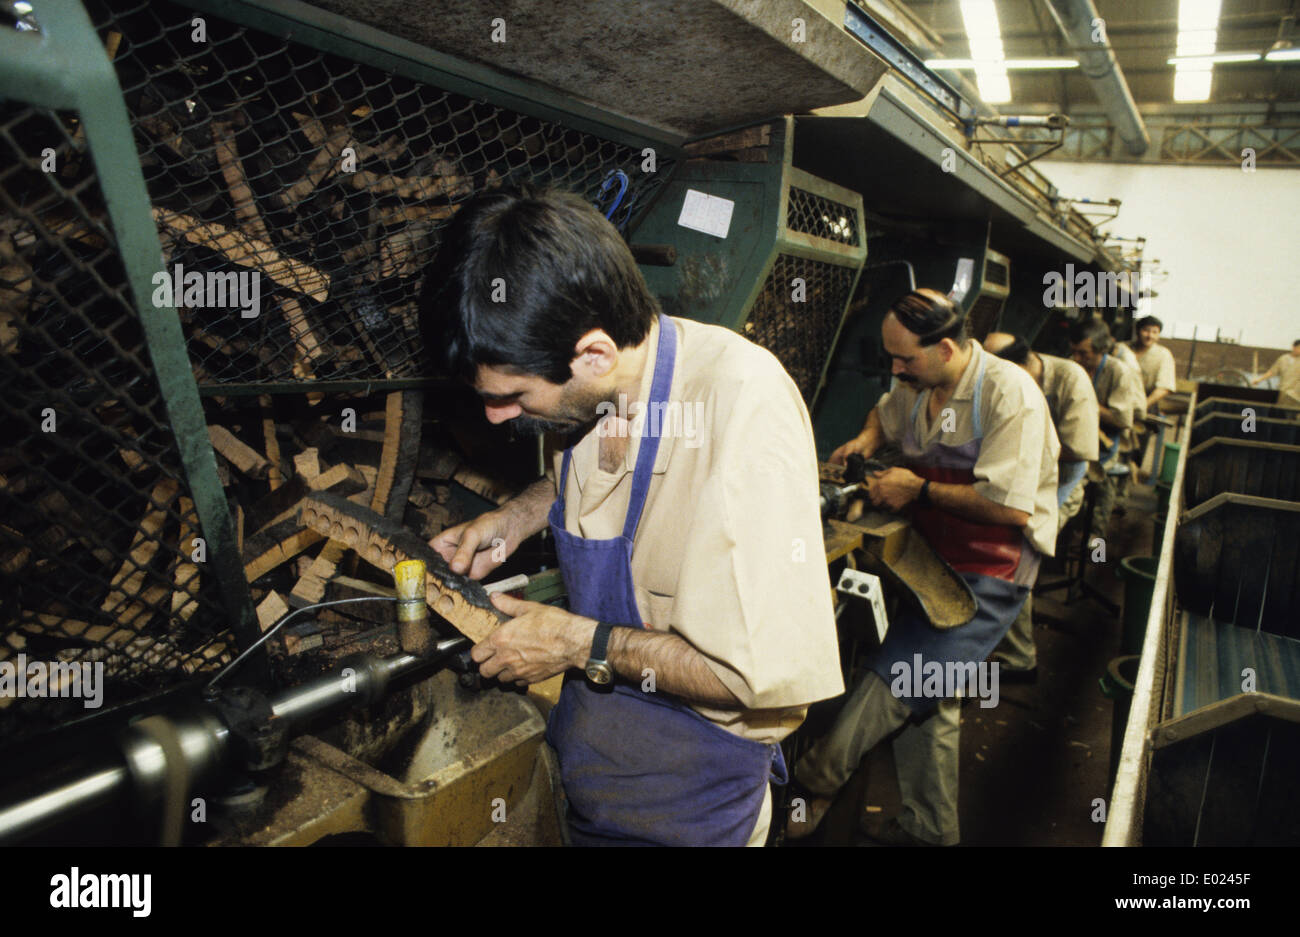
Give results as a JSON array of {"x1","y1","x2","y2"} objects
[
  {"x1": 829, "y1": 434, "x2": 870, "y2": 466},
  {"x1": 430, "y1": 511, "x2": 517, "y2": 580}
]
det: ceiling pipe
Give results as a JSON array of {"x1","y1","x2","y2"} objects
[{"x1": 1042, "y1": 0, "x2": 1151, "y2": 155}]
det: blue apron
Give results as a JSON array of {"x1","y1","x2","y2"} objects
[
  {"x1": 869, "y1": 355, "x2": 1030, "y2": 712},
  {"x1": 544, "y1": 314, "x2": 787, "y2": 846},
  {"x1": 1057, "y1": 460, "x2": 1088, "y2": 506},
  {"x1": 1093, "y1": 354, "x2": 1120, "y2": 464}
]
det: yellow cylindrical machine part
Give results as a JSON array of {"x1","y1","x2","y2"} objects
[{"x1": 393, "y1": 559, "x2": 434, "y2": 655}]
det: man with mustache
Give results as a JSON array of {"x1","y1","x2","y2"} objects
[
  {"x1": 788, "y1": 289, "x2": 1059, "y2": 845},
  {"x1": 419, "y1": 189, "x2": 842, "y2": 845}
]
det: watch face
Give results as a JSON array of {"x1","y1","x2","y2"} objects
[{"x1": 585, "y1": 662, "x2": 613, "y2": 685}]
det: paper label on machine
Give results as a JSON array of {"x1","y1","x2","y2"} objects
[{"x1": 677, "y1": 189, "x2": 734, "y2": 239}]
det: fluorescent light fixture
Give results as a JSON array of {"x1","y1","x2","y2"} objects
[
  {"x1": 1173, "y1": 69, "x2": 1214, "y2": 101},
  {"x1": 926, "y1": 57, "x2": 1079, "y2": 70},
  {"x1": 1266, "y1": 46, "x2": 1300, "y2": 62},
  {"x1": 1173, "y1": 0, "x2": 1222, "y2": 102},
  {"x1": 978, "y1": 74, "x2": 1012, "y2": 103},
  {"x1": 1178, "y1": 0, "x2": 1222, "y2": 31},
  {"x1": 959, "y1": 0, "x2": 1012, "y2": 103},
  {"x1": 1167, "y1": 52, "x2": 1260, "y2": 65}
]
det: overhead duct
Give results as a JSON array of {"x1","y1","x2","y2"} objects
[{"x1": 1044, "y1": 0, "x2": 1151, "y2": 156}]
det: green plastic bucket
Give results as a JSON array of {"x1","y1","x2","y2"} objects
[
  {"x1": 1099, "y1": 655, "x2": 1141, "y2": 785},
  {"x1": 1155, "y1": 480, "x2": 1171, "y2": 516},
  {"x1": 1159, "y1": 442, "x2": 1180, "y2": 484},
  {"x1": 1118, "y1": 556, "x2": 1158, "y2": 656}
]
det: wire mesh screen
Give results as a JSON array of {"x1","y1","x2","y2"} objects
[
  {"x1": 786, "y1": 186, "x2": 860, "y2": 247},
  {"x1": 0, "y1": 105, "x2": 235, "y2": 747},
  {"x1": 965, "y1": 292, "x2": 1004, "y2": 343},
  {"x1": 84, "y1": 0, "x2": 674, "y2": 387},
  {"x1": 743, "y1": 254, "x2": 857, "y2": 403}
]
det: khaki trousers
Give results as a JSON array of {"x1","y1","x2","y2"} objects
[{"x1": 797, "y1": 671, "x2": 962, "y2": 845}]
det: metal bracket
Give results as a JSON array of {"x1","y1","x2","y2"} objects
[{"x1": 835, "y1": 568, "x2": 888, "y2": 643}]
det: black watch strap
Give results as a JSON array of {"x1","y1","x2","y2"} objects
[
  {"x1": 918, "y1": 479, "x2": 932, "y2": 506},
  {"x1": 589, "y1": 621, "x2": 614, "y2": 662}
]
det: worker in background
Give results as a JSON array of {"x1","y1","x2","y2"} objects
[
  {"x1": 1111, "y1": 325, "x2": 1140, "y2": 375},
  {"x1": 419, "y1": 189, "x2": 842, "y2": 846},
  {"x1": 1128, "y1": 315, "x2": 1178, "y2": 481},
  {"x1": 984, "y1": 332, "x2": 1098, "y2": 680},
  {"x1": 1129, "y1": 315, "x2": 1177, "y2": 414},
  {"x1": 788, "y1": 290, "x2": 1058, "y2": 845},
  {"x1": 1250, "y1": 339, "x2": 1300, "y2": 408},
  {"x1": 1068, "y1": 318, "x2": 1146, "y2": 541}
]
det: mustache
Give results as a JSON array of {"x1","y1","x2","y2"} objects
[
  {"x1": 896, "y1": 374, "x2": 920, "y2": 386},
  {"x1": 507, "y1": 414, "x2": 595, "y2": 438}
]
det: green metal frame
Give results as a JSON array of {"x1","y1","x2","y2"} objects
[
  {"x1": 1, "y1": 0, "x2": 697, "y2": 675},
  {"x1": 633, "y1": 117, "x2": 867, "y2": 409},
  {"x1": 1, "y1": 0, "x2": 263, "y2": 671}
]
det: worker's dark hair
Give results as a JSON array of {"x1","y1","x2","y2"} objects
[
  {"x1": 992, "y1": 335, "x2": 1031, "y2": 366},
  {"x1": 1136, "y1": 315, "x2": 1163, "y2": 332},
  {"x1": 418, "y1": 188, "x2": 658, "y2": 384},
  {"x1": 888, "y1": 288, "x2": 969, "y2": 348},
  {"x1": 1068, "y1": 317, "x2": 1114, "y2": 355},
  {"x1": 1293, "y1": 338, "x2": 1300, "y2": 347}
]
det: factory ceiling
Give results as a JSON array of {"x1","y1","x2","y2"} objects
[{"x1": 904, "y1": 0, "x2": 1300, "y2": 108}]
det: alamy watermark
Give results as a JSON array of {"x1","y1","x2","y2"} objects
[
  {"x1": 0, "y1": 655, "x2": 104, "y2": 709},
  {"x1": 151, "y1": 262, "x2": 261, "y2": 318},
  {"x1": 50, "y1": 868, "x2": 150, "y2": 917},
  {"x1": 889, "y1": 653, "x2": 1000, "y2": 709},
  {"x1": 1041, "y1": 264, "x2": 1148, "y2": 310},
  {"x1": 595, "y1": 393, "x2": 706, "y2": 449}
]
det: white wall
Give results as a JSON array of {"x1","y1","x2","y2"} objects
[{"x1": 1042, "y1": 160, "x2": 1300, "y2": 350}]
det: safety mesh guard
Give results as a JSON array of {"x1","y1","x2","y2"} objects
[
  {"x1": 0, "y1": 105, "x2": 234, "y2": 746},
  {"x1": 743, "y1": 254, "x2": 857, "y2": 403},
  {"x1": 786, "y1": 186, "x2": 860, "y2": 247},
  {"x1": 85, "y1": 0, "x2": 674, "y2": 386}
]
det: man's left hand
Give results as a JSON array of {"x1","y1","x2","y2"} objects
[
  {"x1": 867, "y1": 467, "x2": 925, "y2": 512},
  {"x1": 472, "y1": 593, "x2": 597, "y2": 686}
]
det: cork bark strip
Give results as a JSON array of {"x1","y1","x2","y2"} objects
[{"x1": 299, "y1": 490, "x2": 504, "y2": 642}]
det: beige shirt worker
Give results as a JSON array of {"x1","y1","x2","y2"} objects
[
  {"x1": 549, "y1": 316, "x2": 844, "y2": 744},
  {"x1": 876, "y1": 341, "x2": 1060, "y2": 587},
  {"x1": 1133, "y1": 342, "x2": 1177, "y2": 397},
  {"x1": 1270, "y1": 353, "x2": 1300, "y2": 407},
  {"x1": 1039, "y1": 353, "x2": 1100, "y2": 463},
  {"x1": 1113, "y1": 341, "x2": 1139, "y2": 375},
  {"x1": 1093, "y1": 353, "x2": 1147, "y2": 451}
]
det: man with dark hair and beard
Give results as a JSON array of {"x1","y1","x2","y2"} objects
[
  {"x1": 419, "y1": 189, "x2": 842, "y2": 846},
  {"x1": 788, "y1": 289, "x2": 1058, "y2": 846}
]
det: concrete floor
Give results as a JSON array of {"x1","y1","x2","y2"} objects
[{"x1": 793, "y1": 483, "x2": 1160, "y2": 847}]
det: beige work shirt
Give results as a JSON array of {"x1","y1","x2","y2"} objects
[
  {"x1": 1092, "y1": 353, "x2": 1147, "y2": 451},
  {"x1": 875, "y1": 342, "x2": 1060, "y2": 586},
  {"x1": 1112, "y1": 342, "x2": 1139, "y2": 375},
  {"x1": 1133, "y1": 342, "x2": 1176, "y2": 396},
  {"x1": 549, "y1": 316, "x2": 843, "y2": 743},
  {"x1": 1271, "y1": 353, "x2": 1300, "y2": 406},
  {"x1": 1039, "y1": 353, "x2": 1099, "y2": 464}
]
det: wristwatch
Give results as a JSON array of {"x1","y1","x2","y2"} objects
[
  {"x1": 585, "y1": 622, "x2": 615, "y2": 685},
  {"x1": 918, "y1": 479, "x2": 932, "y2": 507}
]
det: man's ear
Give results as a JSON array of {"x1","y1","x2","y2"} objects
[{"x1": 571, "y1": 329, "x2": 618, "y2": 380}]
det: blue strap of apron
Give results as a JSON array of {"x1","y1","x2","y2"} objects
[
  {"x1": 1091, "y1": 354, "x2": 1108, "y2": 391},
  {"x1": 555, "y1": 314, "x2": 676, "y2": 544},
  {"x1": 908, "y1": 349, "x2": 987, "y2": 443},
  {"x1": 1091, "y1": 355, "x2": 1121, "y2": 461},
  {"x1": 623, "y1": 315, "x2": 675, "y2": 541}
]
